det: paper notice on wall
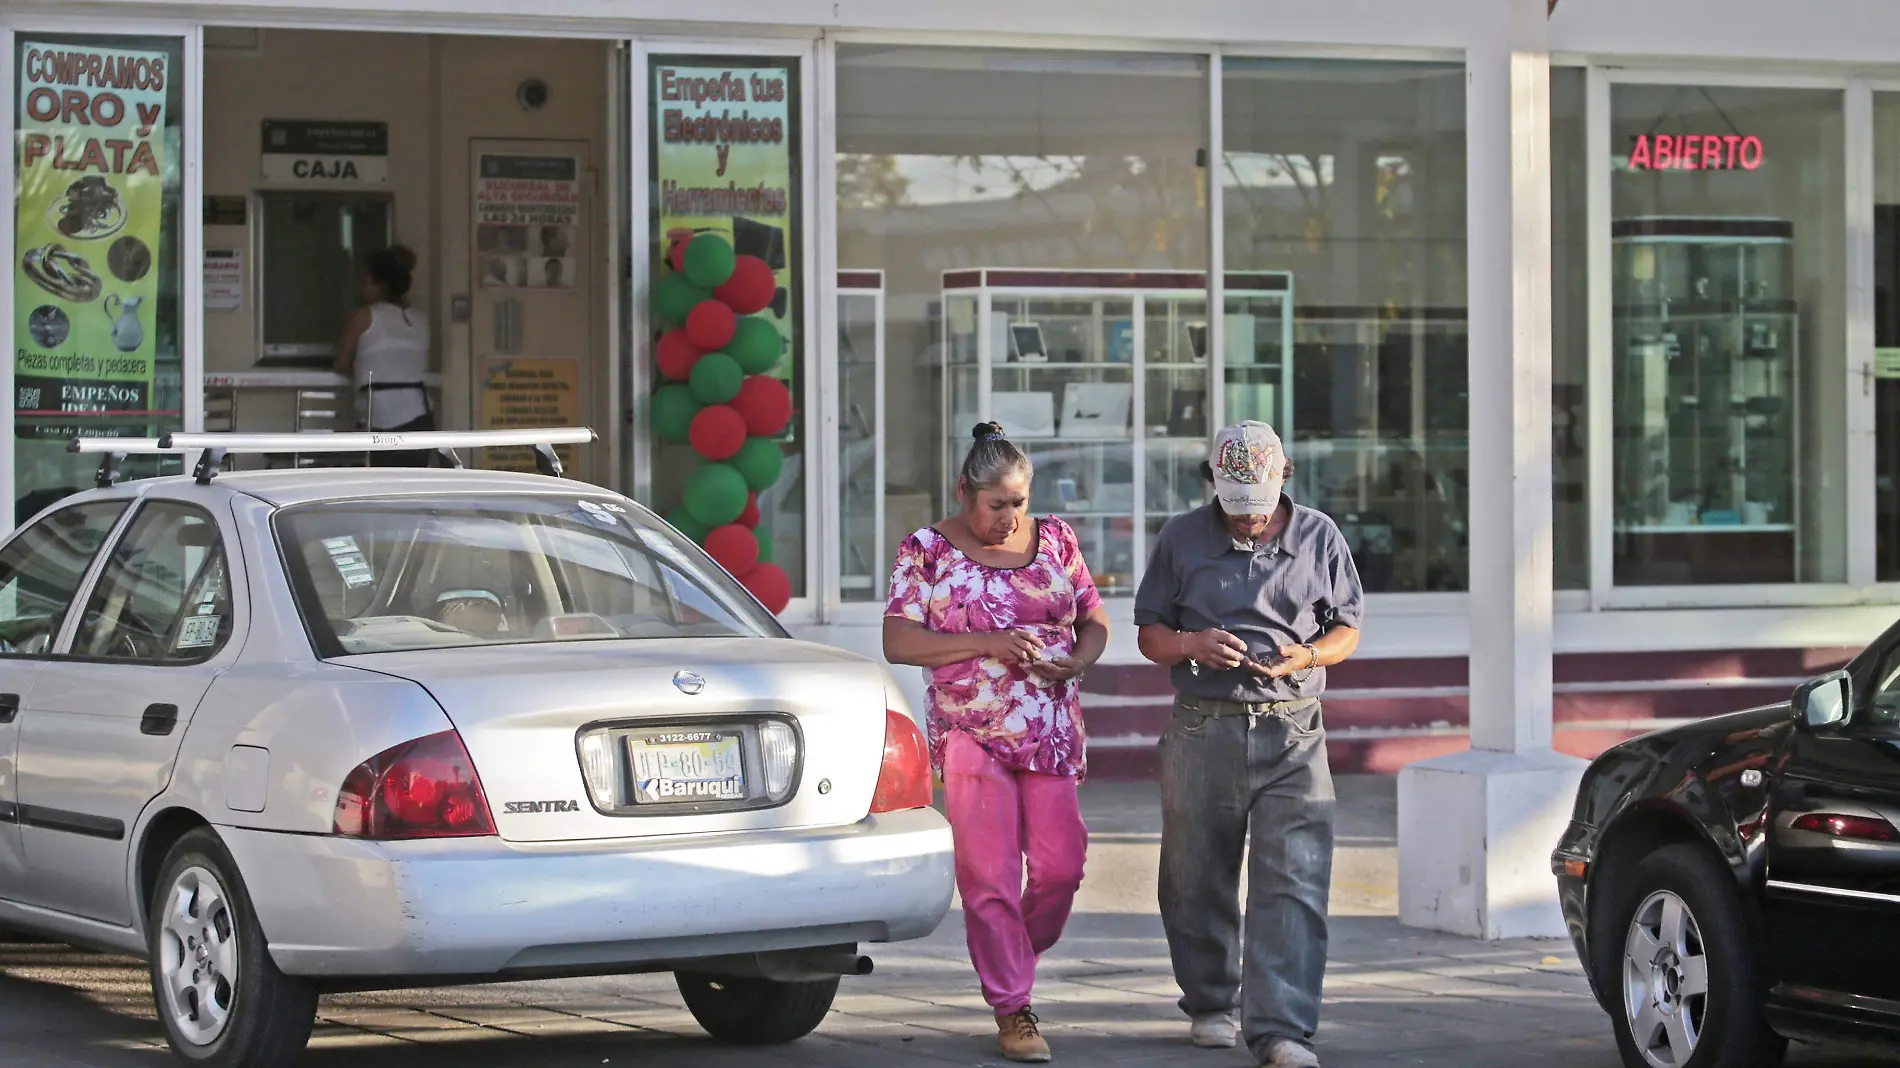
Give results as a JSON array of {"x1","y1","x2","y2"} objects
[
  {"x1": 204, "y1": 248, "x2": 242, "y2": 311},
  {"x1": 479, "y1": 355, "x2": 581, "y2": 471},
  {"x1": 475, "y1": 154, "x2": 580, "y2": 290}
]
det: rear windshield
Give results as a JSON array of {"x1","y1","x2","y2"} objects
[{"x1": 277, "y1": 495, "x2": 784, "y2": 656}]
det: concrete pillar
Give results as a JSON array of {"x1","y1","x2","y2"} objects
[{"x1": 1396, "y1": 0, "x2": 1587, "y2": 940}]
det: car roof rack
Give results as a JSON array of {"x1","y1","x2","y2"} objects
[{"x1": 70, "y1": 427, "x2": 597, "y2": 486}]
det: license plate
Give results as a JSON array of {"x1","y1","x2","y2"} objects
[{"x1": 627, "y1": 731, "x2": 747, "y2": 803}]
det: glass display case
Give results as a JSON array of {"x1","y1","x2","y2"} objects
[
  {"x1": 837, "y1": 271, "x2": 884, "y2": 601},
  {"x1": 941, "y1": 269, "x2": 1293, "y2": 593},
  {"x1": 1611, "y1": 217, "x2": 1798, "y2": 585}
]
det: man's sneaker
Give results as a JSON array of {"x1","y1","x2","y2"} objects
[
  {"x1": 1189, "y1": 1012, "x2": 1238, "y2": 1048},
  {"x1": 1261, "y1": 1037, "x2": 1320, "y2": 1068},
  {"x1": 996, "y1": 1008, "x2": 1052, "y2": 1063}
]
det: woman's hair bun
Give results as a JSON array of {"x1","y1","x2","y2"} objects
[
  {"x1": 387, "y1": 244, "x2": 418, "y2": 272},
  {"x1": 970, "y1": 421, "x2": 1006, "y2": 441}
]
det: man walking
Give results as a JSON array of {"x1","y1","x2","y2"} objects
[{"x1": 1133, "y1": 421, "x2": 1364, "y2": 1068}]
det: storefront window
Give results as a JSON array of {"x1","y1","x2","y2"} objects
[
  {"x1": 1552, "y1": 67, "x2": 1590, "y2": 591},
  {"x1": 1610, "y1": 85, "x2": 1844, "y2": 586},
  {"x1": 1222, "y1": 60, "x2": 1468, "y2": 593},
  {"x1": 835, "y1": 47, "x2": 1209, "y2": 598},
  {"x1": 1872, "y1": 93, "x2": 1900, "y2": 582},
  {"x1": 13, "y1": 35, "x2": 186, "y2": 523},
  {"x1": 648, "y1": 55, "x2": 805, "y2": 600}
]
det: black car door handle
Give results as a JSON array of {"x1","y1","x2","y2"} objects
[
  {"x1": 0, "y1": 693, "x2": 16, "y2": 724},
  {"x1": 139, "y1": 703, "x2": 178, "y2": 736}
]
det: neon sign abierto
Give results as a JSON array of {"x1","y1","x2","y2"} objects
[{"x1": 1627, "y1": 133, "x2": 1763, "y2": 171}]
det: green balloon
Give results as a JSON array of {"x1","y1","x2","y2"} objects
[
  {"x1": 685, "y1": 463, "x2": 748, "y2": 527},
  {"x1": 651, "y1": 384, "x2": 700, "y2": 444},
  {"x1": 689, "y1": 352, "x2": 744, "y2": 405},
  {"x1": 667, "y1": 506, "x2": 711, "y2": 543},
  {"x1": 731, "y1": 437, "x2": 784, "y2": 492},
  {"x1": 754, "y1": 526, "x2": 772, "y2": 563},
  {"x1": 728, "y1": 317, "x2": 781, "y2": 375},
  {"x1": 655, "y1": 273, "x2": 708, "y2": 327},
  {"x1": 683, "y1": 234, "x2": 736, "y2": 289}
]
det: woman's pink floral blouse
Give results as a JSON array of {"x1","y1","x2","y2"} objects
[{"x1": 884, "y1": 517, "x2": 1103, "y2": 778}]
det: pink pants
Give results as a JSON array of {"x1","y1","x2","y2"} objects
[{"x1": 941, "y1": 731, "x2": 1089, "y2": 1015}]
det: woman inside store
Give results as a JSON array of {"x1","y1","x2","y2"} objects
[
  {"x1": 882, "y1": 422, "x2": 1111, "y2": 1064},
  {"x1": 336, "y1": 244, "x2": 433, "y2": 466}
]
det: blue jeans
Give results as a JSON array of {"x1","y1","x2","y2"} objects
[{"x1": 1158, "y1": 695, "x2": 1335, "y2": 1058}]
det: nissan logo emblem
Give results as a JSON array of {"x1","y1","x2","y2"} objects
[{"x1": 672, "y1": 670, "x2": 705, "y2": 695}]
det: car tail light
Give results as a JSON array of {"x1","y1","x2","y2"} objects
[
  {"x1": 334, "y1": 730, "x2": 496, "y2": 839},
  {"x1": 759, "y1": 719, "x2": 798, "y2": 801},
  {"x1": 870, "y1": 710, "x2": 933, "y2": 814},
  {"x1": 1792, "y1": 812, "x2": 1900, "y2": 842}
]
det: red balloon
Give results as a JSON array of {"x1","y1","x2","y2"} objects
[
  {"x1": 688, "y1": 405, "x2": 747, "y2": 461},
  {"x1": 668, "y1": 239, "x2": 689, "y2": 273},
  {"x1": 715, "y1": 256, "x2": 777, "y2": 315},
  {"x1": 744, "y1": 562, "x2": 792, "y2": 614},
  {"x1": 656, "y1": 330, "x2": 703, "y2": 381},
  {"x1": 738, "y1": 492, "x2": 761, "y2": 529},
  {"x1": 731, "y1": 375, "x2": 793, "y2": 437},
  {"x1": 685, "y1": 300, "x2": 737, "y2": 350},
  {"x1": 704, "y1": 523, "x2": 761, "y2": 578}
]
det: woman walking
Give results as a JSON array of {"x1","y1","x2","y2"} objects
[
  {"x1": 883, "y1": 423, "x2": 1110, "y2": 1063},
  {"x1": 336, "y1": 244, "x2": 433, "y2": 466}
]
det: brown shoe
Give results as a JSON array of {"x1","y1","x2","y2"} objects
[{"x1": 996, "y1": 1007, "x2": 1052, "y2": 1062}]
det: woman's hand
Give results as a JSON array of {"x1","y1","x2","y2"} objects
[
  {"x1": 1027, "y1": 655, "x2": 1086, "y2": 682},
  {"x1": 981, "y1": 627, "x2": 1044, "y2": 664},
  {"x1": 1183, "y1": 628, "x2": 1248, "y2": 670},
  {"x1": 1246, "y1": 643, "x2": 1319, "y2": 678}
]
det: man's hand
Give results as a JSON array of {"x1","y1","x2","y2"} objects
[
  {"x1": 1245, "y1": 643, "x2": 1319, "y2": 678},
  {"x1": 1183, "y1": 629, "x2": 1248, "y2": 670}
]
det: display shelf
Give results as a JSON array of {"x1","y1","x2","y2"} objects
[
  {"x1": 1611, "y1": 217, "x2": 1798, "y2": 585},
  {"x1": 941, "y1": 268, "x2": 1293, "y2": 590},
  {"x1": 837, "y1": 270, "x2": 885, "y2": 602}
]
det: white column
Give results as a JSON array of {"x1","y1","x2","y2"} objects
[{"x1": 1396, "y1": 0, "x2": 1586, "y2": 940}]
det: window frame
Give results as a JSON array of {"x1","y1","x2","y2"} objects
[{"x1": 59, "y1": 498, "x2": 236, "y2": 668}]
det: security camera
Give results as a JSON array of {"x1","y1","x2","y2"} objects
[{"x1": 517, "y1": 79, "x2": 550, "y2": 111}]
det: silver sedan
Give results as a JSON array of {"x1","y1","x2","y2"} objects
[{"x1": 0, "y1": 448, "x2": 953, "y2": 1068}]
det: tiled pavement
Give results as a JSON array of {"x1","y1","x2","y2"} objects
[{"x1": 0, "y1": 779, "x2": 1889, "y2": 1066}]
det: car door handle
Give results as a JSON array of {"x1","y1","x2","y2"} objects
[
  {"x1": 0, "y1": 693, "x2": 16, "y2": 724},
  {"x1": 139, "y1": 703, "x2": 179, "y2": 736}
]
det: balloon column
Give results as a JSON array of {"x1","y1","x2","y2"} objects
[{"x1": 651, "y1": 233, "x2": 793, "y2": 614}]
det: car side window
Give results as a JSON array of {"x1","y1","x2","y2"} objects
[
  {"x1": 1865, "y1": 644, "x2": 1900, "y2": 729},
  {"x1": 73, "y1": 503, "x2": 233, "y2": 663},
  {"x1": 0, "y1": 502, "x2": 128, "y2": 656}
]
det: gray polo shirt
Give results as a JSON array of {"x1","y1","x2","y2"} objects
[{"x1": 1132, "y1": 500, "x2": 1365, "y2": 703}]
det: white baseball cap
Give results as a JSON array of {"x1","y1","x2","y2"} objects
[{"x1": 1208, "y1": 421, "x2": 1287, "y2": 517}]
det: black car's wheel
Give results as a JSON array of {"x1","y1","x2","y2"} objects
[
  {"x1": 675, "y1": 971, "x2": 839, "y2": 1044},
  {"x1": 148, "y1": 829, "x2": 318, "y2": 1068},
  {"x1": 1599, "y1": 842, "x2": 1786, "y2": 1068}
]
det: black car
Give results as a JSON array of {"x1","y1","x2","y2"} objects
[{"x1": 1553, "y1": 624, "x2": 1900, "y2": 1068}]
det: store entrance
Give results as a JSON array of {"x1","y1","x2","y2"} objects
[
  {"x1": 1876, "y1": 203, "x2": 1900, "y2": 580},
  {"x1": 199, "y1": 29, "x2": 618, "y2": 483}
]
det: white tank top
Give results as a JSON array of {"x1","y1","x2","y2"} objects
[{"x1": 354, "y1": 302, "x2": 430, "y2": 429}]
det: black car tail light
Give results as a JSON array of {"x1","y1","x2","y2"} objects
[{"x1": 1791, "y1": 812, "x2": 1900, "y2": 843}]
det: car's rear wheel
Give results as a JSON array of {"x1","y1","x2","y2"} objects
[
  {"x1": 675, "y1": 971, "x2": 839, "y2": 1044},
  {"x1": 1600, "y1": 842, "x2": 1785, "y2": 1068},
  {"x1": 148, "y1": 829, "x2": 317, "y2": 1068}
]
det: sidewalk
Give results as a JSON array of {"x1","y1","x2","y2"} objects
[{"x1": 0, "y1": 779, "x2": 1884, "y2": 1066}]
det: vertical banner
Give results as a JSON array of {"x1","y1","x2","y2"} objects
[
  {"x1": 14, "y1": 43, "x2": 170, "y2": 439},
  {"x1": 652, "y1": 63, "x2": 798, "y2": 407}
]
